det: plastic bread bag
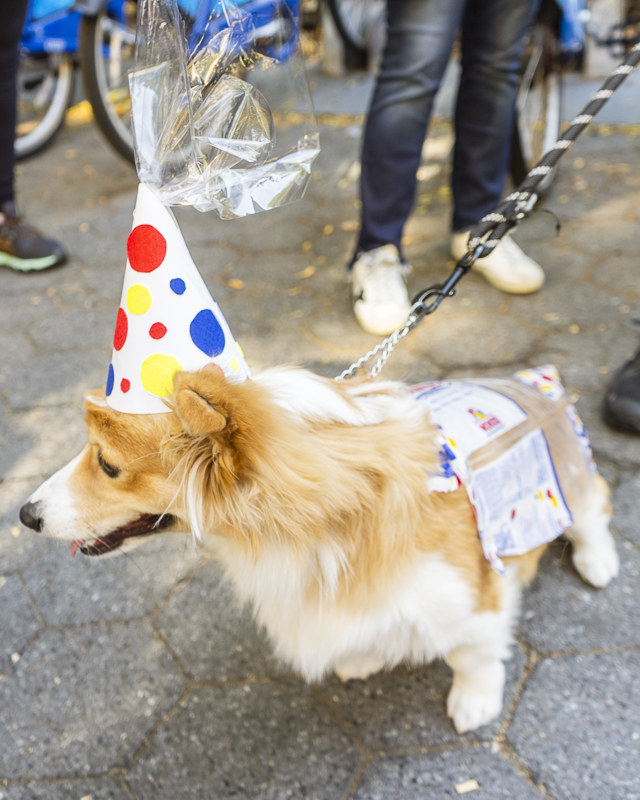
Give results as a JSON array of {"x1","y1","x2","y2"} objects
[
  {"x1": 129, "y1": 0, "x2": 320, "y2": 217},
  {"x1": 412, "y1": 366, "x2": 598, "y2": 574}
]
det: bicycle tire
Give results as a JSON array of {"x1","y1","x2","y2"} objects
[
  {"x1": 79, "y1": 6, "x2": 136, "y2": 164},
  {"x1": 15, "y1": 54, "x2": 75, "y2": 161},
  {"x1": 325, "y1": 0, "x2": 383, "y2": 60},
  {"x1": 510, "y1": 21, "x2": 563, "y2": 196}
]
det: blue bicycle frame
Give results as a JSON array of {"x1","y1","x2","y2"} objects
[
  {"x1": 21, "y1": 0, "x2": 133, "y2": 55},
  {"x1": 21, "y1": 0, "x2": 82, "y2": 55},
  {"x1": 176, "y1": 0, "x2": 301, "y2": 63},
  {"x1": 556, "y1": 0, "x2": 587, "y2": 55},
  {"x1": 22, "y1": 0, "x2": 300, "y2": 61}
]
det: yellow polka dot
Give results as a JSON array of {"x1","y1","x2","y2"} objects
[
  {"x1": 230, "y1": 357, "x2": 239, "y2": 372},
  {"x1": 140, "y1": 354, "x2": 182, "y2": 398},
  {"x1": 236, "y1": 342, "x2": 244, "y2": 358},
  {"x1": 127, "y1": 284, "x2": 152, "y2": 315}
]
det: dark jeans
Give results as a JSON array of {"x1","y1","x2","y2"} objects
[
  {"x1": 356, "y1": 0, "x2": 539, "y2": 257},
  {"x1": 0, "y1": 0, "x2": 29, "y2": 206}
]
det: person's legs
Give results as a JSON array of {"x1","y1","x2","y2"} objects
[
  {"x1": 452, "y1": 0, "x2": 537, "y2": 231},
  {"x1": 0, "y1": 0, "x2": 67, "y2": 270},
  {"x1": 0, "y1": 0, "x2": 29, "y2": 206},
  {"x1": 449, "y1": 0, "x2": 544, "y2": 294},
  {"x1": 352, "y1": 0, "x2": 465, "y2": 335},
  {"x1": 357, "y1": 0, "x2": 465, "y2": 256}
]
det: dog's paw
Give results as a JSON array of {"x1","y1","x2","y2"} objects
[
  {"x1": 446, "y1": 684, "x2": 503, "y2": 734},
  {"x1": 572, "y1": 534, "x2": 619, "y2": 588},
  {"x1": 335, "y1": 654, "x2": 385, "y2": 682}
]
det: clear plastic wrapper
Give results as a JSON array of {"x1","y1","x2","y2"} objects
[{"x1": 130, "y1": 0, "x2": 319, "y2": 217}]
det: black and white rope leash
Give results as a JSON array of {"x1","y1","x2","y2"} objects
[
  {"x1": 467, "y1": 40, "x2": 640, "y2": 258},
  {"x1": 337, "y1": 41, "x2": 640, "y2": 382}
]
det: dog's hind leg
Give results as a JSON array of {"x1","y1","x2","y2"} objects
[{"x1": 564, "y1": 473, "x2": 619, "y2": 588}]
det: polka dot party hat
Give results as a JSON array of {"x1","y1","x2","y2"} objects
[{"x1": 106, "y1": 183, "x2": 250, "y2": 414}]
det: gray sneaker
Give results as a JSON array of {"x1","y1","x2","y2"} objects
[
  {"x1": 0, "y1": 202, "x2": 66, "y2": 271},
  {"x1": 351, "y1": 244, "x2": 411, "y2": 336}
]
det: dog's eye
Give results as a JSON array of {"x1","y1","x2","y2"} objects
[{"x1": 97, "y1": 451, "x2": 120, "y2": 479}]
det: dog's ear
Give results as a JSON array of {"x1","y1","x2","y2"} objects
[{"x1": 174, "y1": 365, "x2": 228, "y2": 438}]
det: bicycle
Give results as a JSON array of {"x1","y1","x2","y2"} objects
[
  {"x1": 17, "y1": 0, "x2": 78, "y2": 160},
  {"x1": 17, "y1": 0, "x2": 301, "y2": 163},
  {"x1": 84, "y1": 0, "x2": 300, "y2": 162},
  {"x1": 511, "y1": 0, "x2": 640, "y2": 197},
  {"x1": 324, "y1": 0, "x2": 384, "y2": 67},
  {"x1": 78, "y1": 0, "x2": 137, "y2": 162},
  {"x1": 17, "y1": 0, "x2": 136, "y2": 161}
]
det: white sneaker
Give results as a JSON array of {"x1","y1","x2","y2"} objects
[
  {"x1": 451, "y1": 232, "x2": 545, "y2": 294},
  {"x1": 351, "y1": 245, "x2": 411, "y2": 336}
]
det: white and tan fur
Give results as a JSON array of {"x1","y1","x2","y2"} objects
[{"x1": 21, "y1": 365, "x2": 619, "y2": 733}]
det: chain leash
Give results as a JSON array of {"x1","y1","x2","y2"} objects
[
  {"x1": 336, "y1": 247, "x2": 482, "y2": 380},
  {"x1": 336, "y1": 41, "x2": 640, "y2": 381}
]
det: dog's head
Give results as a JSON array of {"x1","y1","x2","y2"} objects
[
  {"x1": 21, "y1": 363, "x2": 438, "y2": 562},
  {"x1": 19, "y1": 364, "x2": 278, "y2": 557}
]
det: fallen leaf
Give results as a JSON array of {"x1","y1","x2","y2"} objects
[{"x1": 455, "y1": 779, "x2": 480, "y2": 794}]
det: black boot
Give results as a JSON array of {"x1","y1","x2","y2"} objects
[{"x1": 602, "y1": 347, "x2": 640, "y2": 434}]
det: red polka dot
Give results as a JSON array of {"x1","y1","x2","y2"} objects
[
  {"x1": 113, "y1": 307, "x2": 128, "y2": 351},
  {"x1": 120, "y1": 378, "x2": 131, "y2": 393},
  {"x1": 149, "y1": 322, "x2": 167, "y2": 340},
  {"x1": 126, "y1": 224, "x2": 167, "y2": 273}
]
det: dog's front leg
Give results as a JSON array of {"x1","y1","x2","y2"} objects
[{"x1": 445, "y1": 645, "x2": 506, "y2": 734}]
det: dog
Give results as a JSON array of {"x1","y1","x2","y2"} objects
[{"x1": 20, "y1": 363, "x2": 619, "y2": 733}]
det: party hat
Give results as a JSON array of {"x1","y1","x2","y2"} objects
[{"x1": 105, "y1": 183, "x2": 250, "y2": 414}]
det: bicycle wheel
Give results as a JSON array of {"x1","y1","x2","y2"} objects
[
  {"x1": 15, "y1": 53, "x2": 75, "y2": 160},
  {"x1": 79, "y1": 2, "x2": 137, "y2": 164},
  {"x1": 325, "y1": 0, "x2": 384, "y2": 60},
  {"x1": 510, "y1": 21, "x2": 562, "y2": 196}
]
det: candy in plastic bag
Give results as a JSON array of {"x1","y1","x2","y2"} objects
[{"x1": 129, "y1": 0, "x2": 320, "y2": 217}]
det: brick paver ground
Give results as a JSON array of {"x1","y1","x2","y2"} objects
[{"x1": 1, "y1": 66, "x2": 638, "y2": 799}]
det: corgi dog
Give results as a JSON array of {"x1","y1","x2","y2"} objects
[{"x1": 20, "y1": 364, "x2": 619, "y2": 733}]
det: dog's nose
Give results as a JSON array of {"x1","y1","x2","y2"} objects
[{"x1": 20, "y1": 501, "x2": 44, "y2": 532}]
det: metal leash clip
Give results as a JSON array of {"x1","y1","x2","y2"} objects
[
  {"x1": 336, "y1": 244, "x2": 484, "y2": 381},
  {"x1": 411, "y1": 243, "x2": 485, "y2": 317}
]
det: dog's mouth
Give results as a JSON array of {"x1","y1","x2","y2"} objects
[{"x1": 71, "y1": 513, "x2": 177, "y2": 557}]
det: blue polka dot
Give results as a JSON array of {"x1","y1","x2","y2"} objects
[
  {"x1": 106, "y1": 363, "x2": 115, "y2": 396},
  {"x1": 190, "y1": 309, "x2": 225, "y2": 357},
  {"x1": 170, "y1": 278, "x2": 186, "y2": 295}
]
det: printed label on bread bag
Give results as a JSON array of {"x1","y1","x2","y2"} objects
[
  {"x1": 411, "y1": 378, "x2": 574, "y2": 573},
  {"x1": 468, "y1": 428, "x2": 573, "y2": 572},
  {"x1": 411, "y1": 381, "x2": 528, "y2": 458}
]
